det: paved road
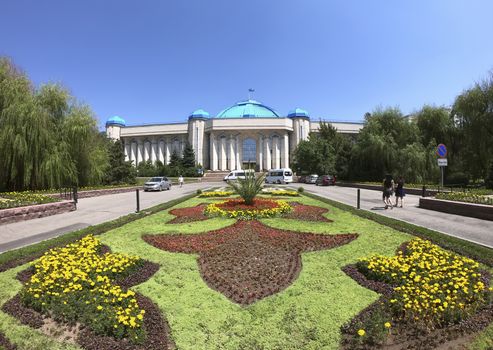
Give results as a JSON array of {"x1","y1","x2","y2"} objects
[
  {"x1": 291, "y1": 183, "x2": 493, "y2": 248},
  {"x1": 0, "y1": 182, "x2": 215, "y2": 253}
]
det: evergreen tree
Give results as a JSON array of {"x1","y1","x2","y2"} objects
[
  {"x1": 105, "y1": 139, "x2": 136, "y2": 184},
  {"x1": 168, "y1": 150, "x2": 182, "y2": 168},
  {"x1": 181, "y1": 142, "x2": 196, "y2": 168}
]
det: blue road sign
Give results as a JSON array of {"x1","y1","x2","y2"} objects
[{"x1": 437, "y1": 144, "x2": 447, "y2": 158}]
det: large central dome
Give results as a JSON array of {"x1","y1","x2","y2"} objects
[{"x1": 216, "y1": 100, "x2": 280, "y2": 118}]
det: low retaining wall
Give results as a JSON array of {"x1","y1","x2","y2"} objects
[
  {"x1": 419, "y1": 197, "x2": 493, "y2": 221},
  {"x1": 335, "y1": 183, "x2": 439, "y2": 197},
  {"x1": 0, "y1": 200, "x2": 76, "y2": 225},
  {"x1": 50, "y1": 187, "x2": 139, "y2": 200}
]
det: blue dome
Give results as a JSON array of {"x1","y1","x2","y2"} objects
[
  {"x1": 216, "y1": 100, "x2": 280, "y2": 118},
  {"x1": 189, "y1": 109, "x2": 210, "y2": 119},
  {"x1": 106, "y1": 116, "x2": 126, "y2": 127},
  {"x1": 288, "y1": 108, "x2": 309, "y2": 118}
]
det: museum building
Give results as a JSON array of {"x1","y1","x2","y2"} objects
[{"x1": 105, "y1": 99, "x2": 363, "y2": 171}]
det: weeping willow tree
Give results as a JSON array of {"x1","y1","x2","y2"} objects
[{"x1": 0, "y1": 57, "x2": 108, "y2": 191}]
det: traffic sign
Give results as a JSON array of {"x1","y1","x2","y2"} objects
[
  {"x1": 436, "y1": 144, "x2": 447, "y2": 158},
  {"x1": 437, "y1": 158, "x2": 448, "y2": 167}
]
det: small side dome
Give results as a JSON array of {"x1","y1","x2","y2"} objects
[
  {"x1": 288, "y1": 108, "x2": 310, "y2": 118},
  {"x1": 189, "y1": 109, "x2": 210, "y2": 119},
  {"x1": 106, "y1": 116, "x2": 126, "y2": 127}
]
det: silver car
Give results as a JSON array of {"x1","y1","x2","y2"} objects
[
  {"x1": 143, "y1": 176, "x2": 172, "y2": 191},
  {"x1": 306, "y1": 174, "x2": 319, "y2": 184}
]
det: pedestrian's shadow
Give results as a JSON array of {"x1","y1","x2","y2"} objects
[{"x1": 371, "y1": 206, "x2": 388, "y2": 211}]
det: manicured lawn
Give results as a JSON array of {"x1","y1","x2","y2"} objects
[{"x1": 0, "y1": 194, "x2": 490, "y2": 349}]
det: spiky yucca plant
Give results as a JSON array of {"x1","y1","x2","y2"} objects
[{"x1": 228, "y1": 171, "x2": 265, "y2": 205}]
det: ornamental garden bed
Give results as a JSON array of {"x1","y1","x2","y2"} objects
[
  {"x1": 0, "y1": 193, "x2": 491, "y2": 349},
  {"x1": 419, "y1": 197, "x2": 493, "y2": 221}
]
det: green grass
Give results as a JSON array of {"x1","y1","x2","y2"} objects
[{"x1": 0, "y1": 193, "x2": 491, "y2": 349}]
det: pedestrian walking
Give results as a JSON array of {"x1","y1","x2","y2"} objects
[
  {"x1": 382, "y1": 174, "x2": 394, "y2": 209},
  {"x1": 395, "y1": 176, "x2": 405, "y2": 208},
  {"x1": 178, "y1": 175, "x2": 184, "y2": 188}
]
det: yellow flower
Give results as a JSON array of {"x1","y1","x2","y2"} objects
[
  {"x1": 384, "y1": 322, "x2": 391, "y2": 328},
  {"x1": 357, "y1": 329, "x2": 365, "y2": 336}
]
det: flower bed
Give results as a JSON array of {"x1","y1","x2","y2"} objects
[
  {"x1": 0, "y1": 192, "x2": 58, "y2": 210},
  {"x1": 204, "y1": 198, "x2": 292, "y2": 220},
  {"x1": 284, "y1": 202, "x2": 333, "y2": 222},
  {"x1": 19, "y1": 236, "x2": 146, "y2": 343},
  {"x1": 143, "y1": 220, "x2": 357, "y2": 305},
  {"x1": 198, "y1": 191, "x2": 234, "y2": 198},
  {"x1": 167, "y1": 204, "x2": 209, "y2": 224},
  {"x1": 435, "y1": 192, "x2": 493, "y2": 205},
  {"x1": 341, "y1": 238, "x2": 493, "y2": 348},
  {"x1": 262, "y1": 189, "x2": 300, "y2": 197}
]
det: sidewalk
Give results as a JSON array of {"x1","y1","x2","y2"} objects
[
  {"x1": 0, "y1": 182, "x2": 216, "y2": 253},
  {"x1": 293, "y1": 184, "x2": 493, "y2": 248}
]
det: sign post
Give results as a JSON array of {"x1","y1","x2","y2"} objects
[{"x1": 436, "y1": 144, "x2": 448, "y2": 191}]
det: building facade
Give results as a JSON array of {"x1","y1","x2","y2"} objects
[{"x1": 105, "y1": 99, "x2": 363, "y2": 171}]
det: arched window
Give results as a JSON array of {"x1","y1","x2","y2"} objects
[{"x1": 242, "y1": 138, "x2": 256, "y2": 163}]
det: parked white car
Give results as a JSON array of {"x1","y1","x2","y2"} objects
[
  {"x1": 223, "y1": 169, "x2": 254, "y2": 181},
  {"x1": 265, "y1": 168, "x2": 294, "y2": 184},
  {"x1": 143, "y1": 177, "x2": 172, "y2": 191}
]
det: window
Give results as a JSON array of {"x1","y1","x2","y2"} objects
[{"x1": 242, "y1": 138, "x2": 256, "y2": 162}]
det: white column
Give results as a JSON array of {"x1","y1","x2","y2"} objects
[
  {"x1": 229, "y1": 136, "x2": 236, "y2": 170},
  {"x1": 165, "y1": 139, "x2": 171, "y2": 165},
  {"x1": 220, "y1": 137, "x2": 227, "y2": 171},
  {"x1": 282, "y1": 133, "x2": 289, "y2": 168},
  {"x1": 131, "y1": 142, "x2": 137, "y2": 165},
  {"x1": 210, "y1": 134, "x2": 218, "y2": 171},
  {"x1": 137, "y1": 140, "x2": 143, "y2": 165},
  {"x1": 151, "y1": 140, "x2": 157, "y2": 163},
  {"x1": 273, "y1": 136, "x2": 280, "y2": 169},
  {"x1": 124, "y1": 142, "x2": 130, "y2": 162},
  {"x1": 158, "y1": 140, "x2": 165, "y2": 163},
  {"x1": 264, "y1": 137, "x2": 271, "y2": 170},
  {"x1": 236, "y1": 135, "x2": 241, "y2": 170},
  {"x1": 257, "y1": 135, "x2": 263, "y2": 171}
]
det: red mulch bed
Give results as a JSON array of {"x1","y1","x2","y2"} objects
[
  {"x1": 215, "y1": 198, "x2": 280, "y2": 211},
  {"x1": 3, "y1": 260, "x2": 173, "y2": 350},
  {"x1": 167, "y1": 203, "x2": 209, "y2": 224},
  {"x1": 0, "y1": 331, "x2": 17, "y2": 350},
  {"x1": 143, "y1": 220, "x2": 358, "y2": 305},
  {"x1": 284, "y1": 202, "x2": 333, "y2": 222}
]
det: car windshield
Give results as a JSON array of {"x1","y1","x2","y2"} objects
[
  {"x1": 284, "y1": 171, "x2": 292, "y2": 176},
  {"x1": 149, "y1": 177, "x2": 162, "y2": 182}
]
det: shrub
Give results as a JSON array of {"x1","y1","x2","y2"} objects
[
  {"x1": 196, "y1": 189, "x2": 202, "y2": 195},
  {"x1": 228, "y1": 172, "x2": 266, "y2": 205},
  {"x1": 297, "y1": 187, "x2": 305, "y2": 193}
]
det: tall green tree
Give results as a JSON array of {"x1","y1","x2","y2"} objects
[
  {"x1": 181, "y1": 142, "x2": 196, "y2": 168},
  {"x1": 0, "y1": 57, "x2": 109, "y2": 191},
  {"x1": 105, "y1": 139, "x2": 136, "y2": 184},
  {"x1": 452, "y1": 73, "x2": 493, "y2": 179},
  {"x1": 292, "y1": 136, "x2": 335, "y2": 175}
]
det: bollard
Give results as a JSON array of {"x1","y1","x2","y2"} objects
[
  {"x1": 136, "y1": 189, "x2": 140, "y2": 213},
  {"x1": 357, "y1": 189, "x2": 360, "y2": 209},
  {"x1": 422, "y1": 185, "x2": 426, "y2": 198}
]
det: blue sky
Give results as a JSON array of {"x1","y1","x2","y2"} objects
[{"x1": 1, "y1": 0, "x2": 492, "y2": 127}]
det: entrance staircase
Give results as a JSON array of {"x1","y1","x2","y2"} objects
[{"x1": 202, "y1": 171, "x2": 229, "y2": 183}]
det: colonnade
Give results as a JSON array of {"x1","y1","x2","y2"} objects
[
  {"x1": 210, "y1": 132, "x2": 290, "y2": 171},
  {"x1": 123, "y1": 136, "x2": 185, "y2": 166}
]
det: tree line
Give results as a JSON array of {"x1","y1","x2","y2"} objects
[{"x1": 292, "y1": 72, "x2": 493, "y2": 187}]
